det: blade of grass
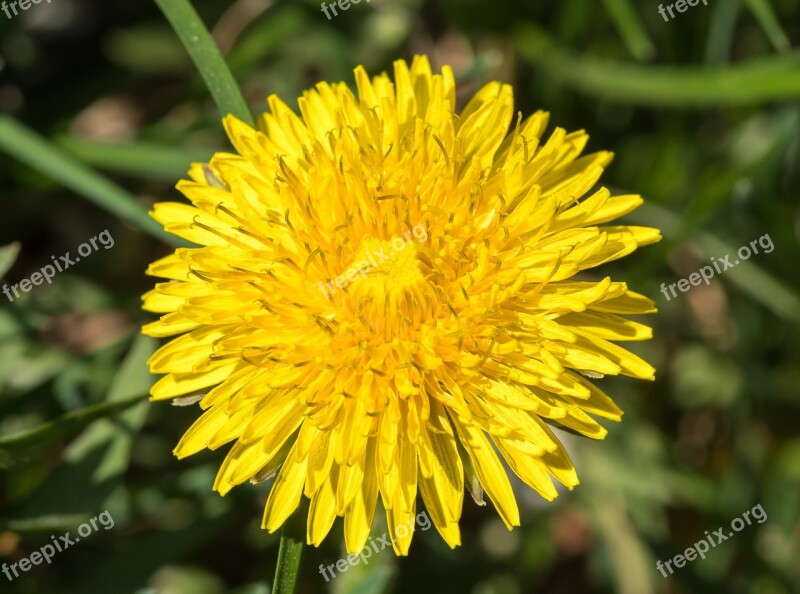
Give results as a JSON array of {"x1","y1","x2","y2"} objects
[
  {"x1": 154, "y1": 0, "x2": 254, "y2": 125},
  {"x1": 515, "y1": 25, "x2": 800, "y2": 106},
  {"x1": 743, "y1": 0, "x2": 791, "y2": 54},
  {"x1": 704, "y1": 0, "x2": 741, "y2": 65},
  {"x1": 601, "y1": 0, "x2": 655, "y2": 61},
  {"x1": 0, "y1": 116, "x2": 185, "y2": 247},
  {"x1": 0, "y1": 392, "x2": 146, "y2": 469},
  {"x1": 57, "y1": 136, "x2": 218, "y2": 181}
]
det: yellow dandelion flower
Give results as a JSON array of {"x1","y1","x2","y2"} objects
[{"x1": 143, "y1": 56, "x2": 660, "y2": 555}]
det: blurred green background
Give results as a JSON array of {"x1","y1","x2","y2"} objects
[{"x1": 1, "y1": 0, "x2": 799, "y2": 593}]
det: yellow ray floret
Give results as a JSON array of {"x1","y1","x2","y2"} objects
[{"x1": 143, "y1": 55, "x2": 660, "y2": 555}]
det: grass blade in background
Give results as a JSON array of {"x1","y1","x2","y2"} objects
[
  {"x1": 58, "y1": 136, "x2": 220, "y2": 181},
  {"x1": 0, "y1": 393, "x2": 146, "y2": 470},
  {"x1": 0, "y1": 116, "x2": 185, "y2": 247},
  {"x1": 743, "y1": 0, "x2": 791, "y2": 54},
  {"x1": 704, "y1": 0, "x2": 742, "y2": 65},
  {"x1": 601, "y1": 0, "x2": 655, "y2": 61},
  {"x1": 154, "y1": 0, "x2": 255, "y2": 125},
  {"x1": 515, "y1": 25, "x2": 800, "y2": 106}
]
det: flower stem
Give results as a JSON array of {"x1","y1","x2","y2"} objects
[{"x1": 272, "y1": 500, "x2": 307, "y2": 594}]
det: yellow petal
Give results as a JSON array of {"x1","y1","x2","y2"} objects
[{"x1": 451, "y1": 417, "x2": 519, "y2": 530}]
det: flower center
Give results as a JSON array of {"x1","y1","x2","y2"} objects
[{"x1": 347, "y1": 236, "x2": 423, "y2": 297}]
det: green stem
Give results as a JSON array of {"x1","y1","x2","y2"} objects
[
  {"x1": 154, "y1": 0, "x2": 254, "y2": 125},
  {"x1": 0, "y1": 116, "x2": 184, "y2": 246},
  {"x1": 272, "y1": 499, "x2": 307, "y2": 594}
]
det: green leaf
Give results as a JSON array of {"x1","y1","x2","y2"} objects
[
  {"x1": 0, "y1": 115, "x2": 186, "y2": 247},
  {"x1": 154, "y1": 0, "x2": 254, "y2": 125},
  {"x1": 0, "y1": 334, "x2": 157, "y2": 531},
  {"x1": 515, "y1": 25, "x2": 800, "y2": 106},
  {"x1": 0, "y1": 242, "x2": 20, "y2": 278}
]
